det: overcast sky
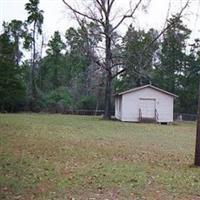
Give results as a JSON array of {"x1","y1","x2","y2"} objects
[{"x1": 1, "y1": 0, "x2": 200, "y2": 41}]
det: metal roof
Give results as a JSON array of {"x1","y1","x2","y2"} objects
[{"x1": 115, "y1": 84, "x2": 178, "y2": 98}]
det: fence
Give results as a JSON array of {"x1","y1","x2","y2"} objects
[
  {"x1": 53, "y1": 108, "x2": 197, "y2": 121},
  {"x1": 174, "y1": 113, "x2": 197, "y2": 122},
  {"x1": 64, "y1": 109, "x2": 104, "y2": 116},
  {"x1": 65, "y1": 111, "x2": 196, "y2": 121},
  {"x1": 63, "y1": 109, "x2": 115, "y2": 116}
]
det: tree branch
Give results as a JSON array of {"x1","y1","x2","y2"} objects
[
  {"x1": 62, "y1": 0, "x2": 102, "y2": 24},
  {"x1": 108, "y1": 0, "x2": 116, "y2": 13},
  {"x1": 111, "y1": 0, "x2": 143, "y2": 32},
  {"x1": 111, "y1": 62, "x2": 125, "y2": 68},
  {"x1": 112, "y1": 67, "x2": 127, "y2": 78},
  {"x1": 112, "y1": 0, "x2": 190, "y2": 79},
  {"x1": 143, "y1": 0, "x2": 190, "y2": 52}
]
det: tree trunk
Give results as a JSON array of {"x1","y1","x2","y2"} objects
[
  {"x1": 29, "y1": 23, "x2": 36, "y2": 111},
  {"x1": 195, "y1": 80, "x2": 200, "y2": 166},
  {"x1": 14, "y1": 36, "x2": 20, "y2": 66},
  {"x1": 29, "y1": 22, "x2": 37, "y2": 110},
  {"x1": 32, "y1": 22, "x2": 37, "y2": 99},
  {"x1": 103, "y1": 21, "x2": 112, "y2": 119},
  {"x1": 104, "y1": 72, "x2": 112, "y2": 119},
  {"x1": 95, "y1": 91, "x2": 99, "y2": 116}
]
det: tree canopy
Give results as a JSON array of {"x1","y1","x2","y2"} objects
[{"x1": 0, "y1": 0, "x2": 197, "y2": 115}]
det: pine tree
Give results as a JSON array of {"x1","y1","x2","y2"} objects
[{"x1": 0, "y1": 31, "x2": 25, "y2": 112}]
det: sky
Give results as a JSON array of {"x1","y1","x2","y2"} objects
[{"x1": 1, "y1": 0, "x2": 200, "y2": 41}]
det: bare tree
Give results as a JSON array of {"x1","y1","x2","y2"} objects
[
  {"x1": 62, "y1": 0, "x2": 189, "y2": 119},
  {"x1": 62, "y1": 0, "x2": 149, "y2": 119}
]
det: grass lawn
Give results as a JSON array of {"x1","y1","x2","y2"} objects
[{"x1": 0, "y1": 114, "x2": 200, "y2": 200}]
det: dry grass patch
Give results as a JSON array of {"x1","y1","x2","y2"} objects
[{"x1": 0, "y1": 113, "x2": 199, "y2": 199}]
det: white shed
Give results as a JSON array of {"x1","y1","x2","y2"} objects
[{"x1": 115, "y1": 84, "x2": 177, "y2": 123}]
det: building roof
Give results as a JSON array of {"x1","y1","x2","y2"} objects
[{"x1": 115, "y1": 84, "x2": 178, "y2": 98}]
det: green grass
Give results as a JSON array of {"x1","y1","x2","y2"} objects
[{"x1": 0, "y1": 113, "x2": 200, "y2": 199}]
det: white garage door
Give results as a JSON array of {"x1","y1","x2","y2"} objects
[{"x1": 140, "y1": 99, "x2": 155, "y2": 118}]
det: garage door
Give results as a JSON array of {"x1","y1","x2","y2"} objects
[{"x1": 140, "y1": 99, "x2": 155, "y2": 118}]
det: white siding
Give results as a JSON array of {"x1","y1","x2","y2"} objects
[
  {"x1": 140, "y1": 99, "x2": 156, "y2": 118},
  {"x1": 118, "y1": 87, "x2": 174, "y2": 122},
  {"x1": 115, "y1": 97, "x2": 120, "y2": 119},
  {"x1": 115, "y1": 96, "x2": 122, "y2": 120}
]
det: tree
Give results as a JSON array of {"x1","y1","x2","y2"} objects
[
  {"x1": 152, "y1": 14, "x2": 194, "y2": 117},
  {"x1": 154, "y1": 15, "x2": 191, "y2": 94},
  {"x1": 62, "y1": 0, "x2": 149, "y2": 119},
  {"x1": 62, "y1": 0, "x2": 190, "y2": 119},
  {"x1": 65, "y1": 26, "x2": 91, "y2": 78},
  {"x1": 191, "y1": 39, "x2": 200, "y2": 166},
  {"x1": 25, "y1": 0, "x2": 44, "y2": 109},
  {"x1": 3, "y1": 20, "x2": 27, "y2": 65},
  {"x1": 44, "y1": 31, "x2": 66, "y2": 89},
  {"x1": 175, "y1": 42, "x2": 199, "y2": 114},
  {"x1": 38, "y1": 32, "x2": 66, "y2": 91},
  {"x1": 195, "y1": 80, "x2": 200, "y2": 166},
  {"x1": 65, "y1": 23, "x2": 103, "y2": 101},
  {"x1": 0, "y1": 28, "x2": 25, "y2": 112},
  {"x1": 37, "y1": 24, "x2": 103, "y2": 111},
  {"x1": 46, "y1": 31, "x2": 65, "y2": 56},
  {"x1": 116, "y1": 26, "x2": 159, "y2": 91}
]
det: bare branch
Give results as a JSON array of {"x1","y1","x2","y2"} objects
[
  {"x1": 73, "y1": 11, "x2": 84, "y2": 27},
  {"x1": 95, "y1": 0, "x2": 105, "y2": 22},
  {"x1": 108, "y1": 0, "x2": 116, "y2": 14},
  {"x1": 163, "y1": 0, "x2": 171, "y2": 30},
  {"x1": 112, "y1": 67, "x2": 127, "y2": 78},
  {"x1": 112, "y1": 0, "x2": 190, "y2": 80},
  {"x1": 96, "y1": 0, "x2": 106, "y2": 13},
  {"x1": 62, "y1": 0, "x2": 102, "y2": 24},
  {"x1": 111, "y1": 0, "x2": 143, "y2": 32},
  {"x1": 111, "y1": 62, "x2": 125, "y2": 68},
  {"x1": 143, "y1": 0, "x2": 190, "y2": 52}
]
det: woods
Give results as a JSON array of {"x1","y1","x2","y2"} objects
[
  {"x1": 1, "y1": 1, "x2": 200, "y2": 156},
  {"x1": 1, "y1": 0, "x2": 198, "y2": 115}
]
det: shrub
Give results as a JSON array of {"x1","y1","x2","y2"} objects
[
  {"x1": 77, "y1": 95, "x2": 97, "y2": 110},
  {"x1": 45, "y1": 87, "x2": 72, "y2": 113}
]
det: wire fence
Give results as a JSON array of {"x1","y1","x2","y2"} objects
[
  {"x1": 62, "y1": 110, "x2": 115, "y2": 116},
  {"x1": 59, "y1": 109, "x2": 197, "y2": 122},
  {"x1": 63, "y1": 109, "x2": 105, "y2": 116},
  {"x1": 174, "y1": 113, "x2": 197, "y2": 122}
]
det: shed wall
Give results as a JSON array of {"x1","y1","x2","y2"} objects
[
  {"x1": 120, "y1": 87, "x2": 174, "y2": 122},
  {"x1": 115, "y1": 96, "x2": 122, "y2": 120}
]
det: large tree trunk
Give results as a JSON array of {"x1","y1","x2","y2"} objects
[
  {"x1": 104, "y1": 72, "x2": 112, "y2": 119},
  {"x1": 195, "y1": 80, "x2": 200, "y2": 166},
  {"x1": 103, "y1": 22, "x2": 112, "y2": 119}
]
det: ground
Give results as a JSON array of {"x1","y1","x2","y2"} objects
[{"x1": 0, "y1": 114, "x2": 200, "y2": 200}]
